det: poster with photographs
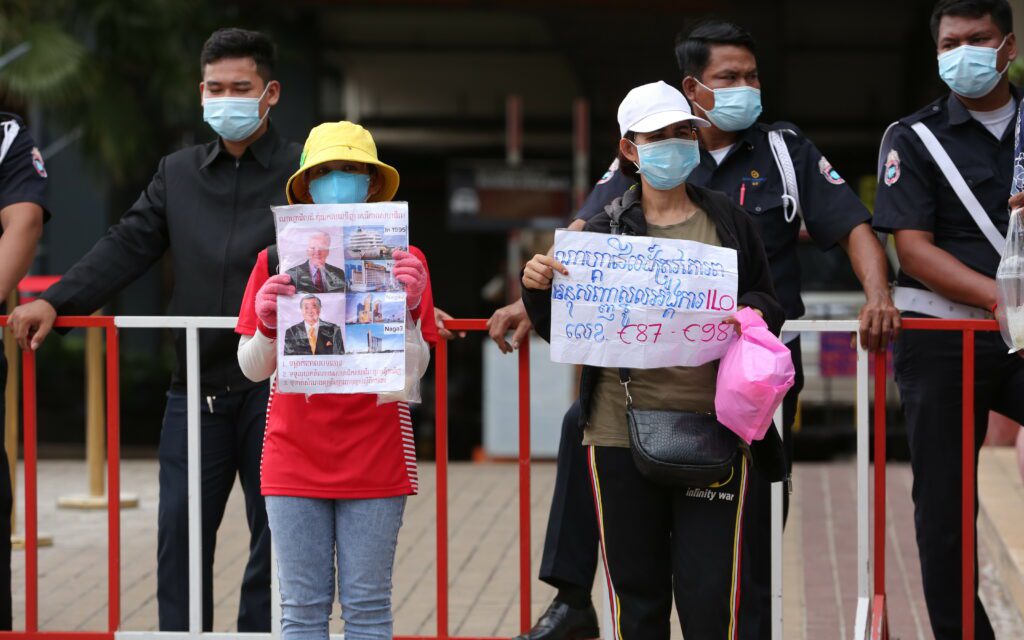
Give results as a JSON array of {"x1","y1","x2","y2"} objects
[{"x1": 272, "y1": 202, "x2": 409, "y2": 395}]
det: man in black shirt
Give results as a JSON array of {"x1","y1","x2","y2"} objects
[
  {"x1": 9, "y1": 28, "x2": 301, "y2": 633},
  {"x1": 0, "y1": 111, "x2": 48, "y2": 630},
  {"x1": 513, "y1": 21, "x2": 898, "y2": 640},
  {"x1": 873, "y1": 2, "x2": 1021, "y2": 637}
]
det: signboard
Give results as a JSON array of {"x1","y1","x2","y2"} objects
[{"x1": 549, "y1": 229, "x2": 740, "y2": 369}]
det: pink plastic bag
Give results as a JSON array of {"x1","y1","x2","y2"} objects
[{"x1": 715, "y1": 307, "x2": 796, "y2": 444}]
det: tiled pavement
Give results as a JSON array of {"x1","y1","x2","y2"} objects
[{"x1": 9, "y1": 457, "x2": 1024, "y2": 638}]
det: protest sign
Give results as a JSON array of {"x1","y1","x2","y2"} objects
[
  {"x1": 273, "y1": 202, "x2": 409, "y2": 394},
  {"x1": 550, "y1": 229, "x2": 739, "y2": 369}
]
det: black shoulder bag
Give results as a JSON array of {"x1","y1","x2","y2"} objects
[{"x1": 620, "y1": 368, "x2": 741, "y2": 487}]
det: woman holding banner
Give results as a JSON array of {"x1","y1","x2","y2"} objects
[
  {"x1": 521, "y1": 82, "x2": 784, "y2": 638},
  {"x1": 233, "y1": 121, "x2": 437, "y2": 640}
]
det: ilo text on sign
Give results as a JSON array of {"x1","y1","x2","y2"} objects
[{"x1": 550, "y1": 229, "x2": 739, "y2": 369}]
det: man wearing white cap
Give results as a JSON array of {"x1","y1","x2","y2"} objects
[{"x1": 521, "y1": 79, "x2": 784, "y2": 639}]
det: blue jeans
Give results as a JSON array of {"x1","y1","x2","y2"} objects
[{"x1": 265, "y1": 495, "x2": 406, "y2": 640}]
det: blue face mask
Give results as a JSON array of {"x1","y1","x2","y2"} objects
[
  {"x1": 633, "y1": 138, "x2": 700, "y2": 190},
  {"x1": 938, "y1": 36, "x2": 1009, "y2": 99},
  {"x1": 695, "y1": 80, "x2": 762, "y2": 131},
  {"x1": 203, "y1": 85, "x2": 270, "y2": 141},
  {"x1": 309, "y1": 171, "x2": 370, "y2": 204}
]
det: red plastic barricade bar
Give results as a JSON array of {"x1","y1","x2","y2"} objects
[
  {"x1": 0, "y1": 315, "x2": 532, "y2": 640},
  {"x1": 0, "y1": 316, "x2": 120, "y2": 640},
  {"x1": 871, "y1": 317, "x2": 999, "y2": 640},
  {"x1": 432, "y1": 319, "x2": 532, "y2": 639}
]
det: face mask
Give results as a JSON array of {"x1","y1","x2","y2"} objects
[
  {"x1": 632, "y1": 138, "x2": 700, "y2": 190},
  {"x1": 203, "y1": 84, "x2": 270, "y2": 141},
  {"x1": 938, "y1": 36, "x2": 1009, "y2": 99},
  {"x1": 309, "y1": 171, "x2": 370, "y2": 204},
  {"x1": 695, "y1": 80, "x2": 762, "y2": 131}
]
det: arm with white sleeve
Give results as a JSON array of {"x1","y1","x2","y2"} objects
[{"x1": 238, "y1": 332, "x2": 277, "y2": 382}]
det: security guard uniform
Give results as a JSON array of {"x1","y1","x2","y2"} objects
[
  {"x1": 539, "y1": 121, "x2": 871, "y2": 639},
  {"x1": 873, "y1": 89, "x2": 1023, "y2": 640},
  {"x1": 0, "y1": 112, "x2": 49, "y2": 630}
]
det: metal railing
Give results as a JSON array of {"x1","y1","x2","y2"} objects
[
  {"x1": 4, "y1": 314, "x2": 1001, "y2": 640},
  {"x1": 868, "y1": 317, "x2": 1000, "y2": 640}
]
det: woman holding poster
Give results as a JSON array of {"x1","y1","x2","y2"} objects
[
  {"x1": 233, "y1": 121, "x2": 437, "y2": 640},
  {"x1": 522, "y1": 82, "x2": 784, "y2": 638}
]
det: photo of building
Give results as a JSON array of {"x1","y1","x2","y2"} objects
[
  {"x1": 345, "y1": 226, "x2": 387, "y2": 258},
  {"x1": 346, "y1": 259, "x2": 393, "y2": 292},
  {"x1": 344, "y1": 323, "x2": 403, "y2": 354}
]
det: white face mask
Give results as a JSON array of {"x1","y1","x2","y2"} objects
[
  {"x1": 631, "y1": 137, "x2": 700, "y2": 190},
  {"x1": 937, "y1": 35, "x2": 1010, "y2": 99},
  {"x1": 693, "y1": 79, "x2": 763, "y2": 131},
  {"x1": 202, "y1": 84, "x2": 271, "y2": 141}
]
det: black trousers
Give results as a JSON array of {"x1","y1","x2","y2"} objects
[
  {"x1": 894, "y1": 320, "x2": 1024, "y2": 640},
  {"x1": 588, "y1": 446, "x2": 749, "y2": 639},
  {"x1": 539, "y1": 342, "x2": 803, "y2": 640},
  {"x1": 739, "y1": 339, "x2": 802, "y2": 640},
  {"x1": 0, "y1": 352, "x2": 11, "y2": 630},
  {"x1": 157, "y1": 385, "x2": 271, "y2": 632}
]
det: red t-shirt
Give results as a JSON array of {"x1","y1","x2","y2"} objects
[{"x1": 236, "y1": 246, "x2": 439, "y2": 499}]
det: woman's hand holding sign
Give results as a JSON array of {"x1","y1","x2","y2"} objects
[
  {"x1": 256, "y1": 274, "x2": 295, "y2": 329},
  {"x1": 722, "y1": 306, "x2": 763, "y2": 337},
  {"x1": 393, "y1": 249, "x2": 427, "y2": 309},
  {"x1": 522, "y1": 254, "x2": 568, "y2": 290}
]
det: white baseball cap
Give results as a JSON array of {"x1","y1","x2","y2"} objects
[{"x1": 617, "y1": 81, "x2": 710, "y2": 137}]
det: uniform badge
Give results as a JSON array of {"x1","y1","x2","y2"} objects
[
  {"x1": 883, "y1": 149, "x2": 901, "y2": 187},
  {"x1": 597, "y1": 158, "x2": 620, "y2": 185},
  {"x1": 818, "y1": 156, "x2": 844, "y2": 185},
  {"x1": 31, "y1": 147, "x2": 47, "y2": 178},
  {"x1": 750, "y1": 169, "x2": 760, "y2": 179}
]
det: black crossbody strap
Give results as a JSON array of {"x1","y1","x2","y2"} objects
[
  {"x1": 267, "y1": 244, "x2": 280, "y2": 276},
  {"x1": 618, "y1": 367, "x2": 633, "y2": 406}
]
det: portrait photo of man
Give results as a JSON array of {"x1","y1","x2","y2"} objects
[
  {"x1": 283, "y1": 294, "x2": 345, "y2": 356},
  {"x1": 285, "y1": 230, "x2": 347, "y2": 293}
]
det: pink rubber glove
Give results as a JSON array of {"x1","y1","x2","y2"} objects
[
  {"x1": 393, "y1": 250, "x2": 427, "y2": 309},
  {"x1": 256, "y1": 274, "x2": 295, "y2": 330}
]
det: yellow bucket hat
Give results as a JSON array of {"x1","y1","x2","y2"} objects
[{"x1": 286, "y1": 121, "x2": 400, "y2": 204}]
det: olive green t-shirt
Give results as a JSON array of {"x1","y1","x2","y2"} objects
[{"x1": 585, "y1": 209, "x2": 722, "y2": 448}]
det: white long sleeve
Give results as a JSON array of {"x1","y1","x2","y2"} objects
[{"x1": 238, "y1": 331, "x2": 277, "y2": 382}]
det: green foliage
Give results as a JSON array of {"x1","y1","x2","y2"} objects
[
  {"x1": 0, "y1": 0, "x2": 208, "y2": 185},
  {"x1": 1, "y1": 1, "x2": 308, "y2": 186},
  {"x1": 1011, "y1": 59, "x2": 1024, "y2": 89},
  {"x1": 0, "y1": 22, "x2": 86, "y2": 104}
]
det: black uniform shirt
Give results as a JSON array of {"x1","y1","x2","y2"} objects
[
  {"x1": 576, "y1": 122, "x2": 871, "y2": 319},
  {"x1": 0, "y1": 112, "x2": 50, "y2": 222},
  {"x1": 41, "y1": 122, "x2": 302, "y2": 393},
  {"x1": 873, "y1": 91, "x2": 1017, "y2": 290}
]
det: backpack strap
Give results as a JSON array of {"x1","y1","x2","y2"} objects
[
  {"x1": 607, "y1": 200, "x2": 626, "y2": 235},
  {"x1": 767, "y1": 129, "x2": 801, "y2": 224},
  {"x1": 266, "y1": 244, "x2": 280, "y2": 277},
  {"x1": 908, "y1": 121, "x2": 1006, "y2": 255}
]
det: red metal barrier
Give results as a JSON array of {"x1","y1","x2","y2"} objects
[
  {"x1": 3, "y1": 312, "x2": 1009, "y2": 639},
  {"x1": 871, "y1": 317, "x2": 999, "y2": 640},
  {"x1": 431, "y1": 319, "x2": 532, "y2": 640},
  {"x1": 0, "y1": 315, "x2": 119, "y2": 640},
  {"x1": 1, "y1": 315, "x2": 531, "y2": 640}
]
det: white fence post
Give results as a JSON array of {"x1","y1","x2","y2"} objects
[
  {"x1": 854, "y1": 340, "x2": 872, "y2": 639},
  {"x1": 185, "y1": 326, "x2": 203, "y2": 638},
  {"x1": 772, "y1": 403, "x2": 785, "y2": 640}
]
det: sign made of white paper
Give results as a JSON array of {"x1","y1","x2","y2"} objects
[
  {"x1": 550, "y1": 229, "x2": 739, "y2": 369},
  {"x1": 273, "y1": 202, "x2": 409, "y2": 394}
]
